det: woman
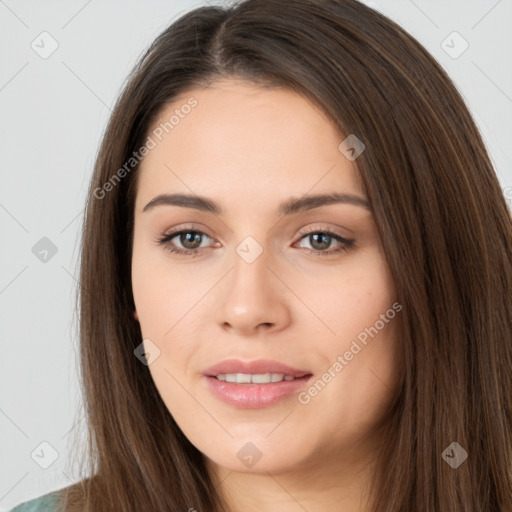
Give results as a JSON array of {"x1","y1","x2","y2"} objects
[{"x1": 12, "y1": 0, "x2": 512, "y2": 510}]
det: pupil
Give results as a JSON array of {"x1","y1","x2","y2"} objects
[
  {"x1": 180, "y1": 232, "x2": 202, "y2": 249},
  {"x1": 311, "y1": 233, "x2": 330, "y2": 250}
]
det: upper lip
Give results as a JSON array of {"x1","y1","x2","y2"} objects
[{"x1": 203, "y1": 359, "x2": 312, "y2": 378}]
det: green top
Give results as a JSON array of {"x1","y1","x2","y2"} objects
[{"x1": 10, "y1": 491, "x2": 62, "y2": 512}]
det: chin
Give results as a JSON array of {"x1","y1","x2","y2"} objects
[{"x1": 198, "y1": 436, "x2": 312, "y2": 476}]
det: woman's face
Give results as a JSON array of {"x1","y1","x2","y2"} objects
[{"x1": 131, "y1": 78, "x2": 402, "y2": 477}]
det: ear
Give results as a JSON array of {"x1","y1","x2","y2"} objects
[{"x1": 133, "y1": 310, "x2": 139, "y2": 321}]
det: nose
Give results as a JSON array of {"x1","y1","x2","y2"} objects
[{"x1": 215, "y1": 248, "x2": 292, "y2": 336}]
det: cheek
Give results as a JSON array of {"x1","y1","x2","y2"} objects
[
  {"x1": 132, "y1": 259, "x2": 201, "y2": 416},
  {"x1": 294, "y1": 250, "x2": 401, "y2": 417},
  {"x1": 131, "y1": 246, "x2": 205, "y2": 339},
  {"x1": 131, "y1": 248, "x2": 207, "y2": 389},
  {"x1": 292, "y1": 248, "x2": 397, "y2": 342}
]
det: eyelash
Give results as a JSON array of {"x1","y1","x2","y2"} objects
[{"x1": 155, "y1": 225, "x2": 355, "y2": 258}]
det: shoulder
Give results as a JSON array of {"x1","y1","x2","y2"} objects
[{"x1": 9, "y1": 490, "x2": 63, "y2": 512}]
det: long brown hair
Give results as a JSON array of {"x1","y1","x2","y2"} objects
[{"x1": 60, "y1": 0, "x2": 512, "y2": 510}]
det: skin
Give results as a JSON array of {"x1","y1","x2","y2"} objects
[{"x1": 131, "y1": 78, "x2": 403, "y2": 512}]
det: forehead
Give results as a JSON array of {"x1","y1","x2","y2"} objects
[{"x1": 135, "y1": 79, "x2": 364, "y2": 209}]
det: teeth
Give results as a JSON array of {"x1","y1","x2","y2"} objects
[{"x1": 215, "y1": 373, "x2": 296, "y2": 384}]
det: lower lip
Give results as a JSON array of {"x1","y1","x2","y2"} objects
[{"x1": 204, "y1": 375, "x2": 313, "y2": 409}]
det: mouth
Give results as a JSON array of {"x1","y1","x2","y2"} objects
[
  {"x1": 214, "y1": 372, "x2": 308, "y2": 383},
  {"x1": 202, "y1": 359, "x2": 313, "y2": 408},
  {"x1": 203, "y1": 358, "x2": 311, "y2": 379}
]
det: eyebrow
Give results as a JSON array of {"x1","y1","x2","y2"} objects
[{"x1": 142, "y1": 192, "x2": 370, "y2": 215}]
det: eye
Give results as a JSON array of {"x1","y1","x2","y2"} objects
[
  {"x1": 294, "y1": 229, "x2": 355, "y2": 256},
  {"x1": 155, "y1": 226, "x2": 355, "y2": 258},
  {"x1": 155, "y1": 227, "x2": 215, "y2": 257}
]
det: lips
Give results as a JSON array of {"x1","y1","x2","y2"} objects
[
  {"x1": 202, "y1": 359, "x2": 314, "y2": 408},
  {"x1": 202, "y1": 358, "x2": 311, "y2": 378}
]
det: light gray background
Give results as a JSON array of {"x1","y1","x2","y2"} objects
[{"x1": 1, "y1": 0, "x2": 511, "y2": 509}]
